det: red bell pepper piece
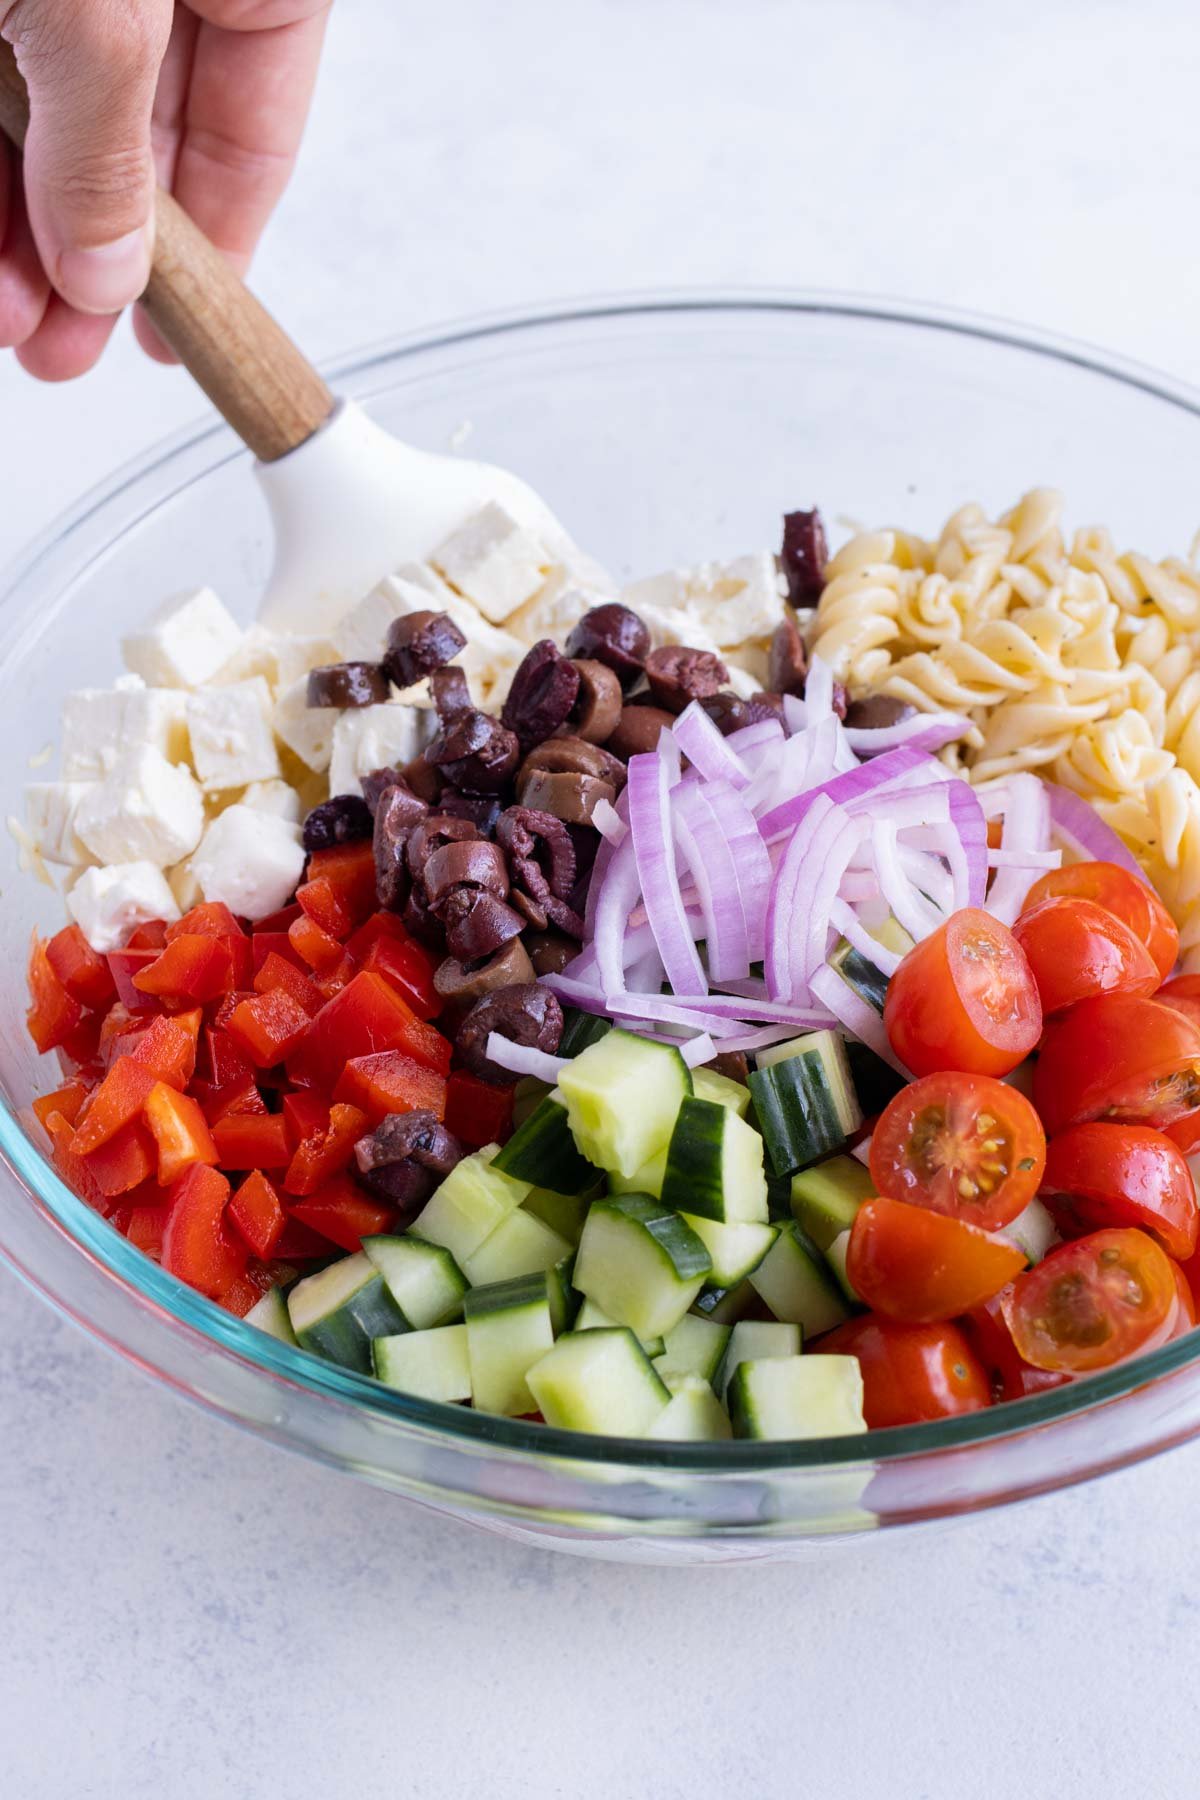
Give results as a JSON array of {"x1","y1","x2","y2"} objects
[
  {"x1": 80, "y1": 1118, "x2": 158, "y2": 1197},
  {"x1": 254, "y1": 903, "x2": 303, "y2": 933},
  {"x1": 334, "y1": 1050, "x2": 447, "y2": 1124},
  {"x1": 345, "y1": 911, "x2": 409, "y2": 961},
  {"x1": 307, "y1": 841, "x2": 378, "y2": 929},
  {"x1": 72, "y1": 1055, "x2": 157, "y2": 1155},
  {"x1": 273, "y1": 1217, "x2": 336, "y2": 1260},
  {"x1": 288, "y1": 971, "x2": 452, "y2": 1090},
  {"x1": 315, "y1": 953, "x2": 358, "y2": 1000},
  {"x1": 125, "y1": 1202, "x2": 168, "y2": 1257},
  {"x1": 287, "y1": 1172, "x2": 394, "y2": 1252},
  {"x1": 144, "y1": 1081, "x2": 219, "y2": 1184},
  {"x1": 32, "y1": 1077, "x2": 92, "y2": 1130},
  {"x1": 250, "y1": 930, "x2": 307, "y2": 975},
  {"x1": 55, "y1": 1008, "x2": 104, "y2": 1074},
  {"x1": 198, "y1": 1077, "x2": 268, "y2": 1126},
  {"x1": 26, "y1": 935, "x2": 85, "y2": 1054},
  {"x1": 444, "y1": 1070, "x2": 514, "y2": 1148},
  {"x1": 227, "y1": 1168, "x2": 287, "y2": 1259},
  {"x1": 198, "y1": 1024, "x2": 255, "y2": 1089},
  {"x1": 282, "y1": 1089, "x2": 329, "y2": 1144},
  {"x1": 45, "y1": 924, "x2": 117, "y2": 1011},
  {"x1": 161, "y1": 1164, "x2": 246, "y2": 1299},
  {"x1": 226, "y1": 990, "x2": 312, "y2": 1067},
  {"x1": 253, "y1": 951, "x2": 324, "y2": 1017},
  {"x1": 42, "y1": 1111, "x2": 107, "y2": 1208},
  {"x1": 129, "y1": 1009, "x2": 202, "y2": 1089},
  {"x1": 126, "y1": 920, "x2": 168, "y2": 951},
  {"x1": 133, "y1": 933, "x2": 239, "y2": 1005},
  {"x1": 288, "y1": 911, "x2": 346, "y2": 975},
  {"x1": 296, "y1": 875, "x2": 355, "y2": 941},
  {"x1": 105, "y1": 948, "x2": 160, "y2": 1011},
  {"x1": 361, "y1": 933, "x2": 441, "y2": 1020},
  {"x1": 211, "y1": 1111, "x2": 292, "y2": 1169},
  {"x1": 168, "y1": 902, "x2": 242, "y2": 942},
  {"x1": 284, "y1": 1102, "x2": 369, "y2": 1197}
]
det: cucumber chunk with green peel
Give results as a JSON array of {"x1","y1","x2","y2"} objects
[
  {"x1": 748, "y1": 1222, "x2": 851, "y2": 1336},
  {"x1": 680, "y1": 1214, "x2": 777, "y2": 1286},
  {"x1": 527, "y1": 1328, "x2": 670, "y2": 1435},
  {"x1": 728, "y1": 1354, "x2": 867, "y2": 1441},
  {"x1": 606, "y1": 1144, "x2": 667, "y2": 1199},
  {"x1": 654, "y1": 1312, "x2": 731, "y2": 1386},
  {"x1": 844, "y1": 1039, "x2": 907, "y2": 1116},
  {"x1": 557, "y1": 1007, "x2": 613, "y2": 1059},
  {"x1": 825, "y1": 1230, "x2": 859, "y2": 1305},
  {"x1": 288, "y1": 1252, "x2": 408, "y2": 1373},
  {"x1": 574, "y1": 1193, "x2": 712, "y2": 1339},
  {"x1": 410, "y1": 1146, "x2": 531, "y2": 1263},
  {"x1": 648, "y1": 1375, "x2": 732, "y2": 1441},
  {"x1": 245, "y1": 1285, "x2": 297, "y2": 1345},
  {"x1": 691, "y1": 1278, "x2": 759, "y2": 1325},
  {"x1": 750, "y1": 1031, "x2": 862, "y2": 1177},
  {"x1": 522, "y1": 1185, "x2": 594, "y2": 1245},
  {"x1": 575, "y1": 1298, "x2": 664, "y2": 1358},
  {"x1": 362, "y1": 1235, "x2": 467, "y2": 1329},
  {"x1": 463, "y1": 1275, "x2": 558, "y2": 1415},
  {"x1": 829, "y1": 918, "x2": 912, "y2": 1018},
  {"x1": 461, "y1": 1207, "x2": 573, "y2": 1286},
  {"x1": 662, "y1": 1097, "x2": 769, "y2": 1225},
  {"x1": 788, "y1": 1156, "x2": 875, "y2": 1252},
  {"x1": 372, "y1": 1324, "x2": 472, "y2": 1402},
  {"x1": 717, "y1": 1319, "x2": 802, "y2": 1400},
  {"x1": 511, "y1": 1076, "x2": 553, "y2": 1128},
  {"x1": 692, "y1": 1067, "x2": 752, "y2": 1118},
  {"x1": 493, "y1": 1094, "x2": 598, "y2": 1195},
  {"x1": 558, "y1": 1029, "x2": 692, "y2": 1179}
]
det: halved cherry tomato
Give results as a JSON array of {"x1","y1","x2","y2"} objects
[
  {"x1": 1012, "y1": 896, "x2": 1158, "y2": 1015},
  {"x1": 44, "y1": 924, "x2": 117, "y2": 1011},
  {"x1": 1034, "y1": 993, "x2": 1200, "y2": 1139},
  {"x1": 1041, "y1": 1122, "x2": 1199, "y2": 1261},
  {"x1": 1024, "y1": 860, "x2": 1179, "y2": 982},
  {"x1": 161, "y1": 1164, "x2": 246, "y2": 1299},
  {"x1": 1003, "y1": 1227, "x2": 1178, "y2": 1373},
  {"x1": 883, "y1": 907, "x2": 1041, "y2": 1079},
  {"x1": 961, "y1": 1290, "x2": 1071, "y2": 1401},
  {"x1": 816, "y1": 1314, "x2": 991, "y2": 1427},
  {"x1": 1155, "y1": 974, "x2": 1200, "y2": 1033},
  {"x1": 870, "y1": 1072, "x2": 1045, "y2": 1231},
  {"x1": 26, "y1": 936, "x2": 84, "y2": 1053},
  {"x1": 845, "y1": 1196, "x2": 1026, "y2": 1323},
  {"x1": 227, "y1": 1169, "x2": 286, "y2": 1260}
]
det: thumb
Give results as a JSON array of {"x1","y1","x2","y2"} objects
[{"x1": 7, "y1": 2, "x2": 170, "y2": 314}]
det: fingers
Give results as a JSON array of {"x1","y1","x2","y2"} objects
[
  {"x1": 15, "y1": 292, "x2": 118, "y2": 380},
  {"x1": 0, "y1": 138, "x2": 52, "y2": 348}
]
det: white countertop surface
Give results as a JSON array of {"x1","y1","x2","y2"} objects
[{"x1": 4, "y1": 3, "x2": 1200, "y2": 1793}]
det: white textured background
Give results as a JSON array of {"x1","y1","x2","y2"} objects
[{"x1": 5, "y1": 2, "x2": 1200, "y2": 1794}]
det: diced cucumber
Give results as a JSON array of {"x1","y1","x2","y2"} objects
[
  {"x1": 372, "y1": 1324, "x2": 472, "y2": 1402},
  {"x1": 825, "y1": 1230, "x2": 859, "y2": 1305},
  {"x1": 691, "y1": 1278, "x2": 759, "y2": 1325},
  {"x1": 574, "y1": 1193, "x2": 712, "y2": 1338},
  {"x1": 829, "y1": 918, "x2": 912, "y2": 1016},
  {"x1": 461, "y1": 1207, "x2": 573, "y2": 1286},
  {"x1": 728, "y1": 1354, "x2": 867, "y2": 1441},
  {"x1": 844, "y1": 1039, "x2": 906, "y2": 1116},
  {"x1": 362, "y1": 1234, "x2": 467, "y2": 1329},
  {"x1": 789, "y1": 1156, "x2": 875, "y2": 1252},
  {"x1": 717, "y1": 1318, "x2": 801, "y2": 1400},
  {"x1": 692, "y1": 1067, "x2": 752, "y2": 1118},
  {"x1": 511, "y1": 1076, "x2": 552, "y2": 1128},
  {"x1": 410, "y1": 1146, "x2": 530, "y2": 1263},
  {"x1": 558, "y1": 1029, "x2": 692, "y2": 1179},
  {"x1": 606, "y1": 1145, "x2": 667, "y2": 1199},
  {"x1": 575, "y1": 1298, "x2": 664, "y2": 1358},
  {"x1": 558, "y1": 1007, "x2": 613, "y2": 1059},
  {"x1": 647, "y1": 1375, "x2": 732, "y2": 1441},
  {"x1": 996, "y1": 1197, "x2": 1059, "y2": 1265},
  {"x1": 522, "y1": 1185, "x2": 594, "y2": 1245},
  {"x1": 749, "y1": 1031, "x2": 862, "y2": 1177},
  {"x1": 654, "y1": 1312, "x2": 731, "y2": 1386},
  {"x1": 287, "y1": 1252, "x2": 407, "y2": 1373},
  {"x1": 680, "y1": 1213, "x2": 777, "y2": 1286},
  {"x1": 245, "y1": 1284, "x2": 297, "y2": 1345},
  {"x1": 463, "y1": 1275, "x2": 557, "y2": 1415},
  {"x1": 493, "y1": 1094, "x2": 598, "y2": 1195},
  {"x1": 546, "y1": 1256, "x2": 577, "y2": 1335},
  {"x1": 767, "y1": 1171, "x2": 795, "y2": 1222},
  {"x1": 526, "y1": 1328, "x2": 670, "y2": 1435},
  {"x1": 662, "y1": 1096, "x2": 769, "y2": 1225},
  {"x1": 748, "y1": 1221, "x2": 851, "y2": 1336}
]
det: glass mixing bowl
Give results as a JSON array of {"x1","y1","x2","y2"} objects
[{"x1": 6, "y1": 293, "x2": 1200, "y2": 1565}]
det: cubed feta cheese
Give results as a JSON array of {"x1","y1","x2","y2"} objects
[
  {"x1": 211, "y1": 623, "x2": 281, "y2": 689},
  {"x1": 328, "y1": 703, "x2": 430, "y2": 797},
  {"x1": 122, "y1": 587, "x2": 244, "y2": 688},
  {"x1": 241, "y1": 779, "x2": 303, "y2": 824},
  {"x1": 75, "y1": 745, "x2": 205, "y2": 867},
  {"x1": 186, "y1": 678, "x2": 280, "y2": 790},
  {"x1": 68, "y1": 861, "x2": 182, "y2": 953},
  {"x1": 432, "y1": 502, "x2": 550, "y2": 624},
  {"x1": 272, "y1": 676, "x2": 336, "y2": 771},
  {"x1": 506, "y1": 567, "x2": 597, "y2": 645},
  {"x1": 623, "y1": 555, "x2": 786, "y2": 652},
  {"x1": 334, "y1": 572, "x2": 454, "y2": 664},
  {"x1": 273, "y1": 634, "x2": 341, "y2": 691},
  {"x1": 60, "y1": 682, "x2": 189, "y2": 778},
  {"x1": 166, "y1": 860, "x2": 204, "y2": 914},
  {"x1": 189, "y1": 805, "x2": 305, "y2": 920},
  {"x1": 25, "y1": 781, "x2": 97, "y2": 865}
]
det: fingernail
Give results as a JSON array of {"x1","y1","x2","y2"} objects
[{"x1": 56, "y1": 223, "x2": 153, "y2": 316}]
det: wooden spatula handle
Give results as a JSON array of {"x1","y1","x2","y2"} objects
[{"x1": 0, "y1": 39, "x2": 333, "y2": 463}]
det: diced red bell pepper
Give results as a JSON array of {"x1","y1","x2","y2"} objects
[
  {"x1": 315, "y1": 953, "x2": 357, "y2": 1000},
  {"x1": 133, "y1": 933, "x2": 241, "y2": 1005},
  {"x1": 161, "y1": 1164, "x2": 246, "y2": 1299},
  {"x1": 287, "y1": 1172, "x2": 394, "y2": 1252},
  {"x1": 296, "y1": 875, "x2": 356, "y2": 941},
  {"x1": 282, "y1": 1089, "x2": 329, "y2": 1144},
  {"x1": 55, "y1": 1008, "x2": 104, "y2": 1073},
  {"x1": 73, "y1": 1055, "x2": 157, "y2": 1155},
  {"x1": 226, "y1": 990, "x2": 312, "y2": 1068},
  {"x1": 345, "y1": 911, "x2": 409, "y2": 961},
  {"x1": 105, "y1": 949, "x2": 160, "y2": 1012},
  {"x1": 253, "y1": 951, "x2": 324, "y2": 1017},
  {"x1": 306, "y1": 841, "x2": 378, "y2": 929},
  {"x1": 198, "y1": 1077, "x2": 268, "y2": 1126},
  {"x1": 127, "y1": 920, "x2": 169, "y2": 951},
  {"x1": 254, "y1": 903, "x2": 303, "y2": 933},
  {"x1": 144, "y1": 1081, "x2": 219, "y2": 1184},
  {"x1": 42, "y1": 1111, "x2": 106, "y2": 1207},
  {"x1": 211, "y1": 1110, "x2": 292, "y2": 1169},
  {"x1": 227, "y1": 1168, "x2": 287, "y2": 1259},
  {"x1": 80, "y1": 1118, "x2": 158, "y2": 1197},
  {"x1": 334, "y1": 1050, "x2": 447, "y2": 1124},
  {"x1": 125, "y1": 1202, "x2": 168, "y2": 1257},
  {"x1": 250, "y1": 930, "x2": 307, "y2": 976},
  {"x1": 288, "y1": 971, "x2": 452, "y2": 1091},
  {"x1": 45, "y1": 924, "x2": 117, "y2": 1011},
  {"x1": 168, "y1": 902, "x2": 243, "y2": 942},
  {"x1": 288, "y1": 911, "x2": 346, "y2": 975},
  {"x1": 361, "y1": 933, "x2": 441, "y2": 1021},
  {"x1": 129, "y1": 1009, "x2": 202, "y2": 1089},
  {"x1": 32, "y1": 1077, "x2": 91, "y2": 1130},
  {"x1": 27, "y1": 936, "x2": 85, "y2": 1054},
  {"x1": 284, "y1": 1101, "x2": 369, "y2": 1197},
  {"x1": 444, "y1": 1070, "x2": 514, "y2": 1148},
  {"x1": 198, "y1": 1024, "x2": 255, "y2": 1089},
  {"x1": 273, "y1": 1217, "x2": 336, "y2": 1260}
]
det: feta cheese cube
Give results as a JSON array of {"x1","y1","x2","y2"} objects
[
  {"x1": 60, "y1": 682, "x2": 189, "y2": 778},
  {"x1": 186, "y1": 678, "x2": 280, "y2": 790},
  {"x1": 273, "y1": 634, "x2": 341, "y2": 691},
  {"x1": 241, "y1": 779, "x2": 303, "y2": 824},
  {"x1": 334, "y1": 572, "x2": 454, "y2": 664},
  {"x1": 25, "y1": 781, "x2": 97, "y2": 865},
  {"x1": 272, "y1": 676, "x2": 336, "y2": 771},
  {"x1": 122, "y1": 587, "x2": 244, "y2": 688},
  {"x1": 189, "y1": 805, "x2": 305, "y2": 921},
  {"x1": 432, "y1": 502, "x2": 550, "y2": 624},
  {"x1": 68, "y1": 861, "x2": 182, "y2": 953},
  {"x1": 75, "y1": 745, "x2": 205, "y2": 867},
  {"x1": 329, "y1": 703, "x2": 430, "y2": 797},
  {"x1": 166, "y1": 860, "x2": 204, "y2": 914},
  {"x1": 211, "y1": 623, "x2": 281, "y2": 689},
  {"x1": 623, "y1": 555, "x2": 786, "y2": 653},
  {"x1": 506, "y1": 567, "x2": 597, "y2": 645}
]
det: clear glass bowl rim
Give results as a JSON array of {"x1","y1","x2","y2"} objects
[{"x1": 6, "y1": 284, "x2": 1200, "y2": 1474}]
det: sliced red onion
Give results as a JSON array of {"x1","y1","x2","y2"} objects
[
  {"x1": 829, "y1": 898, "x2": 904, "y2": 976},
  {"x1": 626, "y1": 749, "x2": 707, "y2": 995},
  {"x1": 851, "y1": 1133, "x2": 873, "y2": 1167},
  {"x1": 715, "y1": 1022, "x2": 824, "y2": 1055},
  {"x1": 672, "y1": 701, "x2": 751, "y2": 789},
  {"x1": 674, "y1": 781, "x2": 749, "y2": 982},
  {"x1": 681, "y1": 1033, "x2": 717, "y2": 1069},
  {"x1": 988, "y1": 847, "x2": 1061, "y2": 870},
  {"x1": 844, "y1": 711, "x2": 972, "y2": 756},
  {"x1": 803, "y1": 654, "x2": 837, "y2": 723},
  {"x1": 584, "y1": 784, "x2": 630, "y2": 937},
  {"x1": 592, "y1": 828, "x2": 642, "y2": 995},
  {"x1": 1042, "y1": 780, "x2": 1144, "y2": 876},
  {"x1": 758, "y1": 741, "x2": 933, "y2": 839},
  {"x1": 872, "y1": 820, "x2": 945, "y2": 941},
  {"x1": 606, "y1": 990, "x2": 834, "y2": 1030},
  {"x1": 985, "y1": 774, "x2": 1051, "y2": 925},
  {"x1": 485, "y1": 1033, "x2": 569, "y2": 1083},
  {"x1": 592, "y1": 797, "x2": 627, "y2": 844},
  {"x1": 701, "y1": 780, "x2": 771, "y2": 963},
  {"x1": 809, "y1": 963, "x2": 910, "y2": 1076},
  {"x1": 766, "y1": 793, "x2": 835, "y2": 1001},
  {"x1": 725, "y1": 718, "x2": 786, "y2": 764}
]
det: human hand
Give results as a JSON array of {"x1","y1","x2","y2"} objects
[{"x1": 0, "y1": 1, "x2": 330, "y2": 380}]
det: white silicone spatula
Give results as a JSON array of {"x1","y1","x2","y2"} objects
[{"x1": 0, "y1": 44, "x2": 600, "y2": 635}]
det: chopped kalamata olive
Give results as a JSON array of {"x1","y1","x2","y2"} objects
[
  {"x1": 709, "y1": 1049, "x2": 750, "y2": 1085},
  {"x1": 306, "y1": 661, "x2": 389, "y2": 709},
  {"x1": 519, "y1": 734, "x2": 626, "y2": 790},
  {"x1": 441, "y1": 889, "x2": 527, "y2": 962},
  {"x1": 302, "y1": 793, "x2": 373, "y2": 854},
  {"x1": 406, "y1": 813, "x2": 480, "y2": 883},
  {"x1": 361, "y1": 766, "x2": 408, "y2": 815},
  {"x1": 402, "y1": 751, "x2": 444, "y2": 806},
  {"x1": 606, "y1": 702, "x2": 675, "y2": 759},
  {"x1": 526, "y1": 930, "x2": 578, "y2": 975},
  {"x1": 843, "y1": 693, "x2": 916, "y2": 731},
  {"x1": 381, "y1": 609, "x2": 467, "y2": 689},
  {"x1": 426, "y1": 709, "x2": 520, "y2": 794},
  {"x1": 501, "y1": 639, "x2": 581, "y2": 752},
  {"x1": 438, "y1": 790, "x2": 502, "y2": 835},
  {"x1": 402, "y1": 882, "x2": 444, "y2": 948},
  {"x1": 767, "y1": 614, "x2": 808, "y2": 696},
  {"x1": 565, "y1": 603, "x2": 651, "y2": 690},
  {"x1": 780, "y1": 507, "x2": 828, "y2": 608},
  {"x1": 644, "y1": 644, "x2": 729, "y2": 714},
  {"x1": 517, "y1": 767, "x2": 615, "y2": 826},
  {"x1": 373, "y1": 783, "x2": 429, "y2": 909},
  {"x1": 430, "y1": 664, "x2": 472, "y2": 721},
  {"x1": 355, "y1": 1109, "x2": 464, "y2": 1219},
  {"x1": 698, "y1": 692, "x2": 749, "y2": 737},
  {"x1": 745, "y1": 691, "x2": 785, "y2": 724},
  {"x1": 455, "y1": 983, "x2": 565, "y2": 1085},
  {"x1": 434, "y1": 938, "x2": 536, "y2": 1002},
  {"x1": 496, "y1": 806, "x2": 576, "y2": 902},
  {"x1": 569, "y1": 658, "x2": 623, "y2": 744},
  {"x1": 423, "y1": 839, "x2": 509, "y2": 905}
]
